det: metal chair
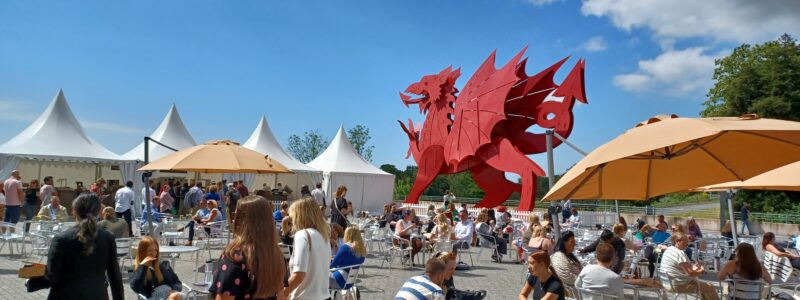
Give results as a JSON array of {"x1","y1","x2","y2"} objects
[
  {"x1": 658, "y1": 269, "x2": 702, "y2": 300},
  {"x1": 278, "y1": 243, "x2": 293, "y2": 261},
  {"x1": 382, "y1": 234, "x2": 413, "y2": 269},
  {"x1": 576, "y1": 286, "x2": 624, "y2": 300},
  {"x1": 26, "y1": 231, "x2": 55, "y2": 261},
  {"x1": 329, "y1": 264, "x2": 363, "y2": 300},
  {"x1": 0, "y1": 221, "x2": 24, "y2": 255},
  {"x1": 116, "y1": 238, "x2": 134, "y2": 272},
  {"x1": 765, "y1": 251, "x2": 800, "y2": 283},
  {"x1": 720, "y1": 279, "x2": 767, "y2": 300},
  {"x1": 476, "y1": 232, "x2": 502, "y2": 262}
]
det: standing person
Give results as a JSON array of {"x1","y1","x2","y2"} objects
[
  {"x1": 443, "y1": 190, "x2": 456, "y2": 207},
  {"x1": 209, "y1": 195, "x2": 286, "y2": 300},
  {"x1": 311, "y1": 182, "x2": 327, "y2": 217},
  {"x1": 3, "y1": 170, "x2": 24, "y2": 231},
  {"x1": 660, "y1": 232, "x2": 718, "y2": 300},
  {"x1": 224, "y1": 182, "x2": 240, "y2": 219},
  {"x1": 394, "y1": 258, "x2": 447, "y2": 300},
  {"x1": 40, "y1": 176, "x2": 56, "y2": 206},
  {"x1": 97, "y1": 207, "x2": 129, "y2": 238},
  {"x1": 45, "y1": 193, "x2": 124, "y2": 300},
  {"x1": 740, "y1": 202, "x2": 752, "y2": 236},
  {"x1": 575, "y1": 243, "x2": 624, "y2": 299},
  {"x1": 284, "y1": 198, "x2": 332, "y2": 300},
  {"x1": 158, "y1": 184, "x2": 175, "y2": 214},
  {"x1": 23, "y1": 179, "x2": 40, "y2": 232},
  {"x1": 130, "y1": 236, "x2": 184, "y2": 300},
  {"x1": 115, "y1": 181, "x2": 135, "y2": 237},
  {"x1": 235, "y1": 180, "x2": 249, "y2": 197},
  {"x1": 142, "y1": 180, "x2": 156, "y2": 211},
  {"x1": 300, "y1": 185, "x2": 311, "y2": 198},
  {"x1": 330, "y1": 185, "x2": 349, "y2": 229},
  {"x1": 519, "y1": 251, "x2": 565, "y2": 300}
]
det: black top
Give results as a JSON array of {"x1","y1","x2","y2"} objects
[
  {"x1": 46, "y1": 225, "x2": 124, "y2": 300},
  {"x1": 528, "y1": 274, "x2": 565, "y2": 300},
  {"x1": 209, "y1": 254, "x2": 277, "y2": 300},
  {"x1": 581, "y1": 237, "x2": 627, "y2": 274},
  {"x1": 443, "y1": 277, "x2": 456, "y2": 300},
  {"x1": 330, "y1": 197, "x2": 349, "y2": 229},
  {"x1": 130, "y1": 261, "x2": 182, "y2": 298},
  {"x1": 25, "y1": 188, "x2": 38, "y2": 205}
]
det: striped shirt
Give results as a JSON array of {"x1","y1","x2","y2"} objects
[{"x1": 394, "y1": 275, "x2": 444, "y2": 300}]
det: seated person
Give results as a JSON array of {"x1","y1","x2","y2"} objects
[
  {"x1": 475, "y1": 212, "x2": 508, "y2": 262},
  {"x1": 660, "y1": 232, "x2": 719, "y2": 300},
  {"x1": 330, "y1": 227, "x2": 367, "y2": 290},
  {"x1": 36, "y1": 195, "x2": 69, "y2": 222},
  {"x1": 718, "y1": 243, "x2": 771, "y2": 295},
  {"x1": 395, "y1": 210, "x2": 423, "y2": 262},
  {"x1": 130, "y1": 236, "x2": 184, "y2": 300},
  {"x1": 140, "y1": 197, "x2": 168, "y2": 239},
  {"x1": 177, "y1": 199, "x2": 221, "y2": 246},
  {"x1": 576, "y1": 242, "x2": 624, "y2": 299},
  {"x1": 528, "y1": 225, "x2": 555, "y2": 255},
  {"x1": 274, "y1": 201, "x2": 288, "y2": 223},
  {"x1": 427, "y1": 213, "x2": 456, "y2": 244},
  {"x1": 452, "y1": 210, "x2": 474, "y2": 252},
  {"x1": 763, "y1": 231, "x2": 800, "y2": 270},
  {"x1": 561, "y1": 208, "x2": 581, "y2": 228},
  {"x1": 580, "y1": 229, "x2": 626, "y2": 274},
  {"x1": 280, "y1": 216, "x2": 294, "y2": 245},
  {"x1": 97, "y1": 207, "x2": 129, "y2": 238},
  {"x1": 651, "y1": 223, "x2": 672, "y2": 244},
  {"x1": 435, "y1": 251, "x2": 458, "y2": 299},
  {"x1": 394, "y1": 258, "x2": 447, "y2": 300},
  {"x1": 330, "y1": 223, "x2": 345, "y2": 254}
]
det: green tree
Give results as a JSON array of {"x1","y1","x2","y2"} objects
[
  {"x1": 702, "y1": 34, "x2": 800, "y2": 213},
  {"x1": 287, "y1": 129, "x2": 329, "y2": 163},
  {"x1": 347, "y1": 125, "x2": 374, "y2": 162}
]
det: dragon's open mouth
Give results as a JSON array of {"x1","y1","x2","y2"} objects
[{"x1": 399, "y1": 91, "x2": 428, "y2": 107}]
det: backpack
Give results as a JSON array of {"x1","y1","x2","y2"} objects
[{"x1": 183, "y1": 188, "x2": 200, "y2": 209}]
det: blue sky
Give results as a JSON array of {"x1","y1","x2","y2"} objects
[{"x1": 1, "y1": 0, "x2": 798, "y2": 175}]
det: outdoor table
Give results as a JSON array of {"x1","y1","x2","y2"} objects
[{"x1": 159, "y1": 245, "x2": 200, "y2": 268}]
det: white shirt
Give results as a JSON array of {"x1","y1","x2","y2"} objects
[
  {"x1": 660, "y1": 246, "x2": 692, "y2": 285},
  {"x1": 454, "y1": 220, "x2": 474, "y2": 243},
  {"x1": 564, "y1": 199, "x2": 572, "y2": 209},
  {"x1": 289, "y1": 228, "x2": 331, "y2": 300},
  {"x1": 575, "y1": 264, "x2": 624, "y2": 299},
  {"x1": 141, "y1": 186, "x2": 156, "y2": 206},
  {"x1": 115, "y1": 186, "x2": 135, "y2": 213},
  {"x1": 40, "y1": 184, "x2": 55, "y2": 206},
  {"x1": 443, "y1": 194, "x2": 456, "y2": 204},
  {"x1": 569, "y1": 213, "x2": 581, "y2": 224},
  {"x1": 311, "y1": 188, "x2": 325, "y2": 206}
]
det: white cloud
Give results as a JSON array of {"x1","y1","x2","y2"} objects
[
  {"x1": 613, "y1": 48, "x2": 725, "y2": 96},
  {"x1": 581, "y1": 0, "x2": 800, "y2": 43},
  {"x1": 581, "y1": 36, "x2": 607, "y2": 52},
  {"x1": 526, "y1": 0, "x2": 563, "y2": 6}
]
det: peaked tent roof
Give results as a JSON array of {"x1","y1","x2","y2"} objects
[
  {"x1": 0, "y1": 90, "x2": 131, "y2": 162},
  {"x1": 124, "y1": 104, "x2": 197, "y2": 161},
  {"x1": 242, "y1": 116, "x2": 320, "y2": 173},
  {"x1": 308, "y1": 126, "x2": 391, "y2": 175}
]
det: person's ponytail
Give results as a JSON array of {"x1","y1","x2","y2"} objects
[{"x1": 73, "y1": 193, "x2": 101, "y2": 256}]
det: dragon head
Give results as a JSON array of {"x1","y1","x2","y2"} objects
[{"x1": 400, "y1": 66, "x2": 461, "y2": 114}]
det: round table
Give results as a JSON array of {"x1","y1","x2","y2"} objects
[{"x1": 158, "y1": 246, "x2": 200, "y2": 267}]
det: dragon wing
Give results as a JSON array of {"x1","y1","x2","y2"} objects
[{"x1": 443, "y1": 48, "x2": 527, "y2": 164}]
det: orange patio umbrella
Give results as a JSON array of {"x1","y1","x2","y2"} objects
[
  {"x1": 700, "y1": 160, "x2": 800, "y2": 192},
  {"x1": 543, "y1": 114, "x2": 800, "y2": 201},
  {"x1": 139, "y1": 140, "x2": 293, "y2": 174}
]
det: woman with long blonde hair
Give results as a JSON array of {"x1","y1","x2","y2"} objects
[
  {"x1": 286, "y1": 197, "x2": 332, "y2": 299},
  {"x1": 428, "y1": 213, "x2": 455, "y2": 242},
  {"x1": 329, "y1": 227, "x2": 367, "y2": 290},
  {"x1": 131, "y1": 236, "x2": 183, "y2": 300},
  {"x1": 209, "y1": 196, "x2": 285, "y2": 300}
]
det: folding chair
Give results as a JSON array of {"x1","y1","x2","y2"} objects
[
  {"x1": 329, "y1": 264, "x2": 363, "y2": 300},
  {"x1": 116, "y1": 238, "x2": 135, "y2": 273},
  {"x1": 382, "y1": 234, "x2": 413, "y2": 269},
  {"x1": 476, "y1": 232, "x2": 501, "y2": 262},
  {"x1": 576, "y1": 286, "x2": 624, "y2": 300},
  {"x1": 765, "y1": 251, "x2": 799, "y2": 284},
  {"x1": 658, "y1": 269, "x2": 702, "y2": 300},
  {"x1": 720, "y1": 279, "x2": 768, "y2": 300},
  {"x1": 0, "y1": 222, "x2": 24, "y2": 256}
]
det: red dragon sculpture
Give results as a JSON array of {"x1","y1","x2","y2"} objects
[{"x1": 398, "y1": 47, "x2": 587, "y2": 211}]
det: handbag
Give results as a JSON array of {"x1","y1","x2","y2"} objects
[
  {"x1": 451, "y1": 288, "x2": 487, "y2": 300},
  {"x1": 25, "y1": 276, "x2": 51, "y2": 292}
]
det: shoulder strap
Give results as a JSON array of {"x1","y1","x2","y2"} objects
[{"x1": 305, "y1": 229, "x2": 312, "y2": 252}]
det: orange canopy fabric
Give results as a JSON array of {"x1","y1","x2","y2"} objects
[
  {"x1": 543, "y1": 115, "x2": 800, "y2": 201},
  {"x1": 699, "y1": 160, "x2": 800, "y2": 192},
  {"x1": 139, "y1": 140, "x2": 292, "y2": 174}
]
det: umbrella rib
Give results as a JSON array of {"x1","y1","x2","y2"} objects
[
  {"x1": 693, "y1": 142, "x2": 744, "y2": 181},
  {"x1": 564, "y1": 164, "x2": 605, "y2": 200}
]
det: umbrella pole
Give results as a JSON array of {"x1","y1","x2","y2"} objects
[
  {"x1": 727, "y1": 190, "x2": 739, "y2": 247},
  {"x1": 144, "y1": 137, "x2": 154, "y2": 236},
  {"x1": 546, "y1": 130, "x2": 561, "y2": 237},
  {"x1": 614, "y1": 200, "x2": 620, "y2": 219}
]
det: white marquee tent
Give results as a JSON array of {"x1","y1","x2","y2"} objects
[
  {"x1": 0, "y1": 90, "x2": 135, "y2": 188},
  {"x1": 123, "y1": 104, "x2": 199, "y2": 214},
  {"x1": 308, "y1": 127, "x2": 395, "y2": 213},
  {"x1": 237, "y1": 116, "x2": 323, "y2": 193}
]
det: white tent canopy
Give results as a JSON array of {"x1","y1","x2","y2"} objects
[
  {"x1": 124, "y1": 104, "x2": 197, "y2": 161},
  {"x1": 0, "y1": 90, "x2": 134, "y2": 184},
  {"x1": 308, "y1": 126, "x2": 394, "y2": 213},
  {"x1": 237, "y1": 116, "x2": 322, "y2": 192}
]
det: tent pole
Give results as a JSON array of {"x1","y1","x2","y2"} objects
[
  {"x1": 546, "y1": 130, "x2": 561, "y2": 238},
  {"x1": 37, "y1": 161, "x2": 42, "y2": 181},
  {"x1": 144, "y1": 137, "x2": 154, "y2": 236},
  {"x1": 727, "y1": 190, "x2": 738, "y2": 247}
]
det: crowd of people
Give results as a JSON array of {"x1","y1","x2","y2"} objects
[{"x1": 7, "y1": 167, "x2": 800, "y2": 299}]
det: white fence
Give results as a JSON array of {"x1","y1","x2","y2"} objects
[{"x1": 399, "y1": 203, "x2": 617, "y2": 227}]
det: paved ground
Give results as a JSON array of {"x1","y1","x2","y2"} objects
[{"x1": 0, "y1": 226, "x2": 793, "y2": 300}]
